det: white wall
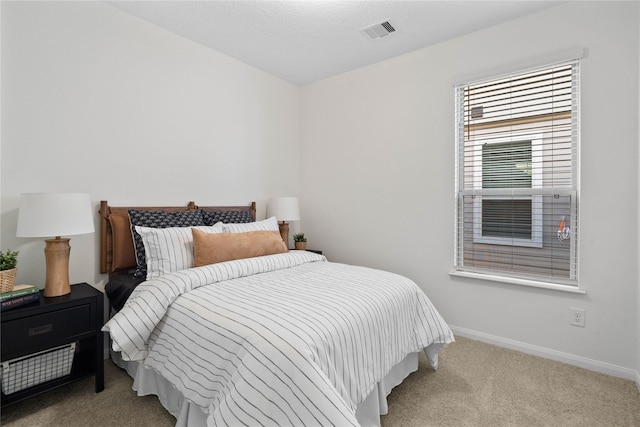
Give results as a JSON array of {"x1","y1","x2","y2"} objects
[
  {"x1": 0, "y1": 1, "x2": 302, "y2": 290},
  {"x1": 1, "y1": 0, "x2": 638, "y2": 381},
  {"x1": 302, "y1": 2, "x2": 639, "y2": 377},
  {"x1": 637, "y1": 2, "x2": 640, "y2": 387}
]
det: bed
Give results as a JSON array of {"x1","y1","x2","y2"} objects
[{"x1": 99, "y1": 200, "x2": 454, "y2": 427}]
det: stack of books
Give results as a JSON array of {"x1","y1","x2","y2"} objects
[{"x1": 0, "y1": 284, "x2": 40, "y2": 311}]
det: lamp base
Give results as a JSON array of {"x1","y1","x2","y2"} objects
[
  {"x1": 278, "y1": 221, "x2": 290, "y2": 250},
  {"x1": 44, "y1": 237, "x2": 71, "y2": 297}
]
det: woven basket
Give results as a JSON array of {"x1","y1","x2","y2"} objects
[{"x1": 0, "y1": 268, "x2": 17, "y2": 293}]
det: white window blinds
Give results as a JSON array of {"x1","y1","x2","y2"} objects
[{"x1": 454, "y1": 61, "x2": 579, "y2": 285}]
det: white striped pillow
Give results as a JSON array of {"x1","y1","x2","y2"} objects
[
  {"x1": 136, "y1": 224, "x2": 225, "y2": 279},
  {"x1": 224, "y1": 216, "x2": 279, "y2": 233}
]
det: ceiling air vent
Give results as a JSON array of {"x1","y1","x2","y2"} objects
[{"x1": 360, "y1": 20, "x2": 396, "y2": 40}]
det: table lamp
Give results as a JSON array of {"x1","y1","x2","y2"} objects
[
  {"x1": 267, "y1": 197, "x2": 300, "y2": 248},
  {"x1": 16, "y1": 193, "x2": 94, "y2": 297}
]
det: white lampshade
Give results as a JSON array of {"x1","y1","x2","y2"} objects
[
  {"x1": 17, "y1": 193, "x2": 94, "y2": 238},
  {"x1": 267, "y1": 197, "x2": 300, "y2": 222}
]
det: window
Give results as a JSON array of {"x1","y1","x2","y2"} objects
[
  {"x1": 473, "y1": 137, "x2": 543, "y2": 248},
  {"x1": 454, "y1": 61, "x2": 579, "y2": 286}
]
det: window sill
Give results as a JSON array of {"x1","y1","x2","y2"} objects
[{"x1": 449, "y1": 270, "x2": 586, "y2": 294}]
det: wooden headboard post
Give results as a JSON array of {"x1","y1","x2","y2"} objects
[
  {"x1": 99, "y1": 200, "x2": 256, "y2": 276},
  {"x1": 99, "y1": 200, "x2": 109, "y2": 274}
]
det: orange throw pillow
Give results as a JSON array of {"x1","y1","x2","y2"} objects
[{"x1": 192, "y1": 229, "x2": 288, "y2": 267}]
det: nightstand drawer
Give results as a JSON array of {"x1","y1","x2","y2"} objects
[{"x1": 1, "y1": 304, "x2": 93, "y2": 358}]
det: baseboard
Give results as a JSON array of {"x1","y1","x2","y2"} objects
[{"x1": 450, "y1": 325, "x2": 639, "y2": 383}]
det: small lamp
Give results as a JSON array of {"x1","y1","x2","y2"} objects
[
  {"x1": 17, "y1": 193, "x2": 94, "y2": 297},
  {"x1": 267, "y1": 197, "x2": 300, "y2": 248}
]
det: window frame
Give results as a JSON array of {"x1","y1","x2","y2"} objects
[{"x1": 453, "y1": 60, "x2": 580, "y2": 290}]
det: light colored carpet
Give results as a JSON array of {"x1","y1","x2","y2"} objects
[{"x1": 2, "y1": 336, "x2": 639, "y2": 426}]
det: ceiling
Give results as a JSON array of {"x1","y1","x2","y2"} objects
[{"x1": 107, "y1": 1, "x2": 563, "y2": 86}]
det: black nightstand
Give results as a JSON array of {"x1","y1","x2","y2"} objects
[{"x1": 1, "y1": 283, "x2": 104, "y2": 407}]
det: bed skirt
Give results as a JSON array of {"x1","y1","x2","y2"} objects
[{"x1": 111, "y1": 345, "x2": 442, "y2": 427}]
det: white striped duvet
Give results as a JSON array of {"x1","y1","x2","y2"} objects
[{"x1": 103, "y1": 251, "x2": 454, "y2": 426}]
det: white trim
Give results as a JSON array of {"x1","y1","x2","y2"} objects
[
  {"x1": 570, "y1": 62, "x2": 581, "y2": 283},
  {"x1": 450, "y1": 326, "x2": 638, "y2": 382},
  {"x1": 449, "y1": 270, "x2": 585, "y2": 294},
  {"x1": 463, "y1": 188, "x2": 574, "y2": 197},
  {"x1": 451, "y1": 47, "x2": 584, "y2": 86}
]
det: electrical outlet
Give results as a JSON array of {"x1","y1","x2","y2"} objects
[{"x1": 570, "y1": 308, "x2": 585, "y2": 327}]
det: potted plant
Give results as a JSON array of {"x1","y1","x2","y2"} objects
[
  {"x1": 0, "y1": 249, "x2": 19, "y2": 293},
  {"x1": 293, "y1": 233, "x2": 307, "y2": 251}
]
